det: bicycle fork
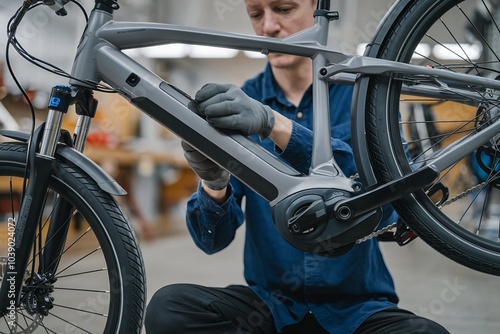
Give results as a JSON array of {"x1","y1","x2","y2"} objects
[{"x1": 0, "y1": 86, "x2": 96, "y2": 317}]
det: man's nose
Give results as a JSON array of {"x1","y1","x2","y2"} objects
[{"x1": 262, "y1": 12, "x2": 280, "y2": 37}]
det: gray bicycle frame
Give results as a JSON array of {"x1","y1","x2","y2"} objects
[{"x1": 44, "y1": 4, "x2": 500, "y2": 209}]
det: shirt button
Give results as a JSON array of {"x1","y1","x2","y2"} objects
[
  {"x1": 208, "y1": 230, "x2": 212, "y2": 234},
  {"x1": 296, "y1": 112, "x2": 303, "y2": 119}
]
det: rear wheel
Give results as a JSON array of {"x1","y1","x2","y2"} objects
[
  {"x1": 361, "y1": 0, "x2": 500, "y2": 274},
  {"x1": 0, "y1": 142, "x2": 145, "y2": 333}
]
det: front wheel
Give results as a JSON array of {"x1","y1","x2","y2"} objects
[
  {"x1": 359, "y1": 0, "x2": 500, "y2": 275},
  {"x1": 0, "y1": 142, "x2": 145, "y2": 333}
]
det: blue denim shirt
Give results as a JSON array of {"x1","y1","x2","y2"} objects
[{"x1": 186, "y1": 64, "x2": 398, "y2": 333}]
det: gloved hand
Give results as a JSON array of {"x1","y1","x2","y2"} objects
[
  {"x1": 195, "y1": 83, "x2": 276, "y2": 140},
  {"x1": 181, "y1": 141, "x2": 230, "y2": 191}
]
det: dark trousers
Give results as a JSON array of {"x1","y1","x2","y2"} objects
[{"x1": 144, "y1": 284, "x2": 450, "y2": 334}]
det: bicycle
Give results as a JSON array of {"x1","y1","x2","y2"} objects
[{"x1": 1, "y1": 0, "x2": 500, "y2": 332}]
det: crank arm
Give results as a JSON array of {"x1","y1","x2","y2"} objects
[{"x1": 334, "y1": 166, "x2": 439, "y2": 222}]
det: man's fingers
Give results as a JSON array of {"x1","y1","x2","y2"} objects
[
  {"x1": 203, "y1": 100, "x2": 238, "y2": 118},
  {"x1": 180, "y1": 140, "x2": 195, "y2": 152},
  {"x1": 207, "y1": 114, "x2": 240, "y2": 131},
  {"x1": 195, "y1": 83, "x2": 233, "y2": 103}
]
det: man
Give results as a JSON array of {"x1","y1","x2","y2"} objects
[{"x1": 145, "y1": 0, "x2": 450, "y2": 333}]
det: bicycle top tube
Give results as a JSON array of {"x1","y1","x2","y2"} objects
[{"x1": 70, "y1": 4, "x2": 346, "y2": 86}]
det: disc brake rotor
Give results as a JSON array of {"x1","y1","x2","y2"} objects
[{"x1": 0, "y1": 257, "x2": 44, "y2": 334}]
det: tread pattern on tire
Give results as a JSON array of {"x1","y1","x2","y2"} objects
[{"x1": 0, "y1": 142, "x2": 146, "y2": 332}]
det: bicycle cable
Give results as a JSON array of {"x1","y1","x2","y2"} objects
[{"x1": 7, "y1": 1, "x2": 116, "y2": 94}]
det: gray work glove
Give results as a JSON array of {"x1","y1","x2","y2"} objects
[
  {"x1": 195, "y1": 83, "x2": 276, "y2": 140},
  {"x1": 181, "y1": 141, "x2": 230, "y2": 191}
]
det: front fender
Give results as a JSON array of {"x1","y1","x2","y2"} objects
[{"x1": 0, "y1": 130, "x2": 126, "y2": 196}]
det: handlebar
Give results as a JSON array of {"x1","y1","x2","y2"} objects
[
  {"x1": 40, "y1": 0, "x2": 119, "y2": 16},
  {"x1": 43, "y1": 0, "x2": 70, "y2": 16}
]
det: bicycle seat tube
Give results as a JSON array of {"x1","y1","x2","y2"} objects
[{"x1": 310, "y1": 1, "x2": 343, "y2": 175}]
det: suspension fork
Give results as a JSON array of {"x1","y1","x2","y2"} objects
[
  {"x1": 42, "y1": 89, "x2": 97, "y2": 276},
  {"x1": 0, "y1": 86, "x2": 95, "y2": 315}
]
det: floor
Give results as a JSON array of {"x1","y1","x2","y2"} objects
[{"x1": 140, "y1": 222, "x2": 500, "y2": 334}]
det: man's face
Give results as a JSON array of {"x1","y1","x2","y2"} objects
[{"x1": 245, "y1": 0, "x2": 317, "y2": 68}]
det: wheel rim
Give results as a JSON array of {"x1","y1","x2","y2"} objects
[{"x1": 373, "y1": 0, "x2": 500, "y2": 255}]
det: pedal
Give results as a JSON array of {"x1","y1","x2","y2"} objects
[
  {"x1": 425, "y1": 181, "x2": 449, "y2": 206},
  {"x1": 394, "y1": 218, "x2": 418, "y2": 246}
]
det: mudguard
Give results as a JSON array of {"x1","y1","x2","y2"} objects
[
  {"x1": 351, "y1": 0, "x2": 413, "y2": 187},
  {"x1": 0, "y1": 129, "x2": 126, "y2": 196}
]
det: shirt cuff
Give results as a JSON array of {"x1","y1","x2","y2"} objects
[{"x1": 196, "y1": 182, "x2": 234, "y2": 219}]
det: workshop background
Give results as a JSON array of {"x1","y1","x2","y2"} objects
[{"x1": 0, "y1": 1, "x2": 499, "y2": 333}]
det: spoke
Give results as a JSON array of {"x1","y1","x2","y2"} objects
[
  {"x1": 55, "y1": 246, "x2": 101, "y2": 277},
  {"x1": 457, "y1": 181, "x2": 484, "y2": 226},
  {"x1": 2, "y1": 316, "x2": 14, "y2": 333},
  {"x1": 15, "y1": 312, "x2": 56, "y2": 334},
  {"x1": 41, "y1": 322, "x2": 51, "y2": 334},
  {"x1": 426, "y1": 33, "x2": 472, "y2": 64},
  {"x1": 30, "y1": 202, "x2": 77, "y2": 260},
  {"x1": 439, "y1": 63, "x2": 500, "y2": 76},
  {"x1": 58, "y1": 226, "x2": 92, "y2": 256},
  {"x1": 409, "y1": 28, "x2": 499, "y2": 106},
  {"x1": 405, "y1": 128, "x2": 475, "y2": 147},
  {"x1": 439, "y1": 16, "x2": 482, "y2": 76},
  {"x1": 408, "y1": 127, "x2": 479, "y2": 167},
  {"x1": 52, "y1": 286, "x2": 110, "y2": 294},
  {"x1": 39, "y1": 226, "x2": 93, "y2": 276},
  {"x1": 412, "y1": 52, "x2": 448, "y2": 69},
  {"x1": 476, "y1": 185, "x2": 491, "y2": 234},
  {"x1": 5, "y1": 310, "x2": 27, "y2": 333},
  {"x1": 457, "y1": 4, "x2": 500, "y2": 62},
  {"x1": 402, "y1": 119, "x2": 474, "y2": 125},
  {"x1": 403, "y1": 99, "x2": 500, "y2": 168},
  {"x1": 48, "y1": 312, "x2": 92, "y2": 334},
  {"x1": 482, "y1": 0, "x2": 500, "y2": 36},
  {"x1": 52, "y1": 303, "x2": 108, "y2": 318},
  {"x1": 26, "y1": 196, "x2": 62, "y2": 269},
  {"x1": 17, "y1": 310, "x2": 31, "y2": 332},
  {"x1": 30, "y1": 210, "x2": 84, "y2": 265},
  {"x1": 56, "y1": 268, "x2": 107, "y2": 279}
]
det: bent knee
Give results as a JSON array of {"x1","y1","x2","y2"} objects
[{"x1": 144, "y1": 284, "x2": 199, "y2": 333}]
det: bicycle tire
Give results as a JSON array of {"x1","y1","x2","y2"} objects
[
  {"x1": 0, "y1": 142, "x2": 145, "y2": 333},
  {"x1": 359, "y1": 0, "x2": 500, "y2": 275}
]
